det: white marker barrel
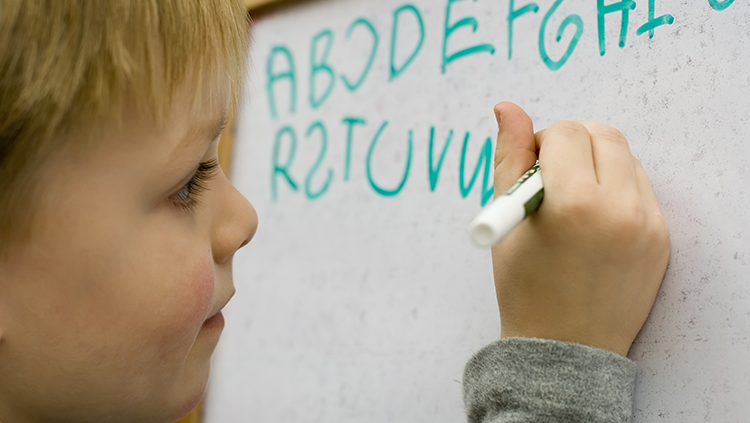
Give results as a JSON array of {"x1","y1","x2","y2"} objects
[{"x1": 468, "y1": 164, "x2": 544, "y2": 247}]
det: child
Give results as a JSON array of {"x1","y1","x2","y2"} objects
[
  {"x1": 0, "y1": 1, "x2": 255, "y2": 422},
  {"x1": 0, "y1": 1, "x2": 669, "y2": 423}
]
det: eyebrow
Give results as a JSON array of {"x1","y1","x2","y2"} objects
[
  {"x1": 180, "y1": 112, "x2": 229, "y2": 155},
  {"x1": 206, "y1": 113, "x2": 229, "y2": 145},
  {"x1": 171, "y1": 112, "x2": 229, "y2": 170}
]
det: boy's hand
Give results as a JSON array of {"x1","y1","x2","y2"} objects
[{"x1": 490, "y1": 102, "x2": 670, "y2": 357}]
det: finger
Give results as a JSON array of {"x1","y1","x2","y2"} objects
[
  {"x1": 494, "y1": 102, "x2": 538, "y2": 195},
  {"x1": 578, "y1": 121, "x2": 637, "y2": 191},
  {"x1": 633, "y1": 158, "x2": 670, "y2": 261},
  {"x1": 632, "y1": 157, "x2": 663, "y2": 216},
  {"x1": 535, "y1": 121, "x2": 597, "y2": 191}
]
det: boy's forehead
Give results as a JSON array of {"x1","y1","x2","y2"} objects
[
  {"x1": 181, "y1": 112, "x2": 228, "y2": 152},
  {"x1": 155, "y1": 105, "x2": 228, "y2": 165},
  {"x1": 58, "y1": 91, "x2": 229, "y2": 171},
  {"x1": 129, "y1": 85, "x2": 230, "y2": 151},
  {"x1": 175, "y1": 89, "x2": 229, "y2": 146},
  {"x1": 172, "y1": 83, "x2": 230, "y2": 139}
]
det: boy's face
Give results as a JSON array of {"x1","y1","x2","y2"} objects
[{"x1": 0, "y1": 87, "x2": 257, "y2": 423}]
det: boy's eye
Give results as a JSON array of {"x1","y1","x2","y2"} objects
[{"x1": 169, "y1": 159, "x2": 220, "y2": 211}]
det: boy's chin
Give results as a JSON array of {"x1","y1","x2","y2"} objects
[
  {"x1": 132, "y1": 316, "x2": 227, "y2": 422},
  {"x1": 170, "y1": 355, "x2": 213, "y2": 422},
  {"x1": 174, "y1": 387, "x2": 208, "y2": 423},
  {"x1": 143, "y1": 317, "x2": 221, "y2": 422}
]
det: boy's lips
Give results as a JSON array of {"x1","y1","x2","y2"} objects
[
  {"x1": 202, "y1": 310, "x2": 225, "y2": 329},
  {"x1": 203, "y1": 286, "x2": 235, "y2": 327}
]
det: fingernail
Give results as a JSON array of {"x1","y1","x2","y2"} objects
[{"x1": 494, "y1": 109, "x2": 502, "y2": 128}]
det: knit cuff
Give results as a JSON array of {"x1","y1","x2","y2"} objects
[{"x1": 463, "y1": 337, "x2": 636, "y2": 423}]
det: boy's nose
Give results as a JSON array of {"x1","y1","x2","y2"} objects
[{"x1": 211, "y1": 175, "x2": 258, "y2": 264}]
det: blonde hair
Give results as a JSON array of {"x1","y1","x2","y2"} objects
[{"x1": 0, "y1": 0, "x2": 250, "y2": 250}]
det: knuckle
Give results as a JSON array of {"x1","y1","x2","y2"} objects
[
  {"x1": 579, "y1": 121, "x2": 629, "y2": 146},
  {"x1": 549, "y1": 120, "x2": 590, "y2": 139},
  {"x1": 601, "y1": 130, "x2": 628, "y2": 147},
  {"x1": 649, "y1": 214, "x2": 671, "y2": 246},
  {"x1": 606, "y1": 200, "x2": 671, "y2": 253},
  {"x1": 607, "y1": 200, "x2": 647, "y2": 239},
  {"x1": 596, "y1": 126, "x2": 629, "y2": 146}
]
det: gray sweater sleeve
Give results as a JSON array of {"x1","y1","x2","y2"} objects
[{"x1": 463, "y1": 338, "x2": 636, "y2": 423}]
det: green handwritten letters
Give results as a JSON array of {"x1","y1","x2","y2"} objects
[{"x1": 264, "y1": 0, "x2": 733, "y2": 203}]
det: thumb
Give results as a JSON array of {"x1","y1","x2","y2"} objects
[{"x1": 493, "y1": 102, "x2": 537, "y2": 195}]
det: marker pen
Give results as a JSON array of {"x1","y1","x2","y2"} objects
[{"x1": 468, "y1": 163, "x2": 544, "y2": 247}]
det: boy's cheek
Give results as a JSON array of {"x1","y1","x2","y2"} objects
[
  {"x1": 118, "y1": 239, "x2": 216, "y2": 337},
  {"x1": 0, "y1": 199, "x2": 219, "y2": 386},
  {"x1": 190, "y1": 257, "x2": 217, "y2": 321},
  {"x1": 28, "y1": 228, "x2": 215, "y2": 354}
]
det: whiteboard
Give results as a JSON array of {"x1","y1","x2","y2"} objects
[{"x1": 206, "y1": 0, "x2": 750, "y2": 421}]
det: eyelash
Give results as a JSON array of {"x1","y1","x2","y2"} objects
[{"x1": 169, "y1": 159, "x2": 220, "y2": 211}]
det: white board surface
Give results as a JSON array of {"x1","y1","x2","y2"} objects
[{"x1": 206, "y1": 0, "x2": 750, "y2": 421}]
